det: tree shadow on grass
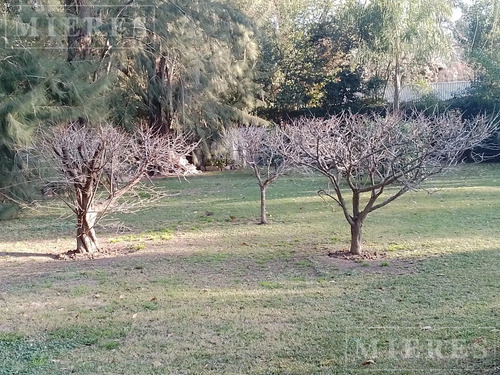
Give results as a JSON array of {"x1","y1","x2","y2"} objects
[
  {"x1": 0, "y1": 247, "x2": 497, "y2": 374},
  {"x1": 0, "y1": 252, "x2": 58, "y2": 259}
]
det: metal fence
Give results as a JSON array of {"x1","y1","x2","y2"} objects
[{"x1": 384, "y1": 81, "x2": 472, "y2": 103}]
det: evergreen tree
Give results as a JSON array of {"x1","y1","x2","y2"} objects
[
  {"x1": 104, "y1": 0, "x2": 266, "y2": 164},
  {"x1": 233, "y1": 0, "x2": 370, "y2": 113},
  {"x1": 0, "y1": 3, "x2": 112, "y2": 212},
  {"x1": 0, "y1": 0, "x2": 268, "y2": 210},
  {"x1": 233, "y1": 0, "x2": 333, "y2": 110}
]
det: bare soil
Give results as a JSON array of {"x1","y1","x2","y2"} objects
[{"x1": 318, "y1": 249, "x2": 419, "y2": 275}]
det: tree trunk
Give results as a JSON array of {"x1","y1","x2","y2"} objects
[
  {"x1": 148, "y1": 56, "x2": 175, "y2": 135},
  {"x1": 349, "y1": 219, "x2": 363, "y2": 255},
  {"x1": 393, "y1": 53, "x2": 401, "y2": 113},
  {"x1": 76, "y1": 209, "x2": 99, "y2": 253},
  {"x1": 165, "y1": 61, "x2": 175, "y2": 133},
  {"x1": 260, "y1": 185, "x2": 268, "y2": 225},
  {"x1": 65, "y1": 0, "x2": 93, "y2": 62},
  {"x1": 149, "y1": 56, "x2": 166, "y2": 134}
]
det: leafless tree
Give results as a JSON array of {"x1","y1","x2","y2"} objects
[
  {"x1": 278, "y1": 112, "x2": 496, "y2": 255},
  {"x1": 227, "y1": 126, "x2": 293, "y2": 224},
  {"x1": 36, "y1": 122, "x2": 197, "y2": 254}
]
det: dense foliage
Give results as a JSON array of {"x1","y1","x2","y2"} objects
[{"x1": 1, "y1": 0, "x2": 500, "y2": 215}]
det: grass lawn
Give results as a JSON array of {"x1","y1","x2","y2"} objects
[{"x1": 0, "y1": 164, "x2": 499, "y2": 374}]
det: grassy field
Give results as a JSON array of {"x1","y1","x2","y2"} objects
[{"x1": 0, "y1": 164, "x2": 499, "y2": 374}]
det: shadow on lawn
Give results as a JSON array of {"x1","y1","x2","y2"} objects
[
  {"x1": 0, "y1": 247, "x2": 497, "y2": 374},
  {"x1": 0, "y1": 252, "x2": 58, "y2": 259}
]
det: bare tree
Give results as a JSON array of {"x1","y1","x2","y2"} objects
[
  {"x1": 278, "y1": 112, "x2": 496, "y2": 255},
  {"x1": 228, "y1": 126, "x2": 293, "y2": 224},
  {"x1": 37, "y1": 122, "x2": 197, "y2": 254}
]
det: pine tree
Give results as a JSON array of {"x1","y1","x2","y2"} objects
[
  {"x1": 0, "y1": 3, "x2": 112, "y2": 212},
  {"x1": 106, "y1": 0, "x2": 266, "y2": 163}
]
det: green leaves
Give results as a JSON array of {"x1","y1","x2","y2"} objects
[{"x1": 355, "y1": 0, "x2": 454, "y2": 108}]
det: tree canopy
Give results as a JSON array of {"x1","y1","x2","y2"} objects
[
  {"x1": 278, "y1": 112, "x2": 495, "y2": 254},
  {"x1": 457, "y1": 0, "x2": 500, "y2": 114}
]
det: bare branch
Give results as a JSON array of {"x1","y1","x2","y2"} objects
[
  {"x1": 277, "y1": 111, "x2": 497, "y2": 254},
  {"x1": 33, "y1": 122, "x2": 198, "y2": 254},
  {"x1": 225, "y1": 125, "x2": 294, "y2": 224}
]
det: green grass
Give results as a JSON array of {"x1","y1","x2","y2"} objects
[
  {"x1": 0, "y1": 165, "x2": 499, "y2": 374},
  {"x1": 109, "y1": 228, "x2": 174, "y2": 243}
]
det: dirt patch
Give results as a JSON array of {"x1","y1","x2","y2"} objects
[
  {"x1": 56, "y1": 244, "x2": 139, "y2": 261},
  {"x1": 327, "y1": 250, "x2": 387, "y2": 261},
  {"x1": 316, "y1": 249, "x2": 419, "y2": 275}
]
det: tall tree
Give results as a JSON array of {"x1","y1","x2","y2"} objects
[
  {"x1": 0, "y1": 4, "x2": 110, "y2": 208},
  {"x1": 355, "y1": 0, "x2": 454, "y2": 111},
  {"x1": 105, "y1": 0, "x2": 266, "y2": 165},
  {"x1": 2, "y1": 0, "x2": 266, "y2": 179},
  {"x1": 233, "y1": 0, "x2": 336, "y2": 110},
  {"x1": 458, "y1": 0, "x2": 500, "y2": 113}
]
